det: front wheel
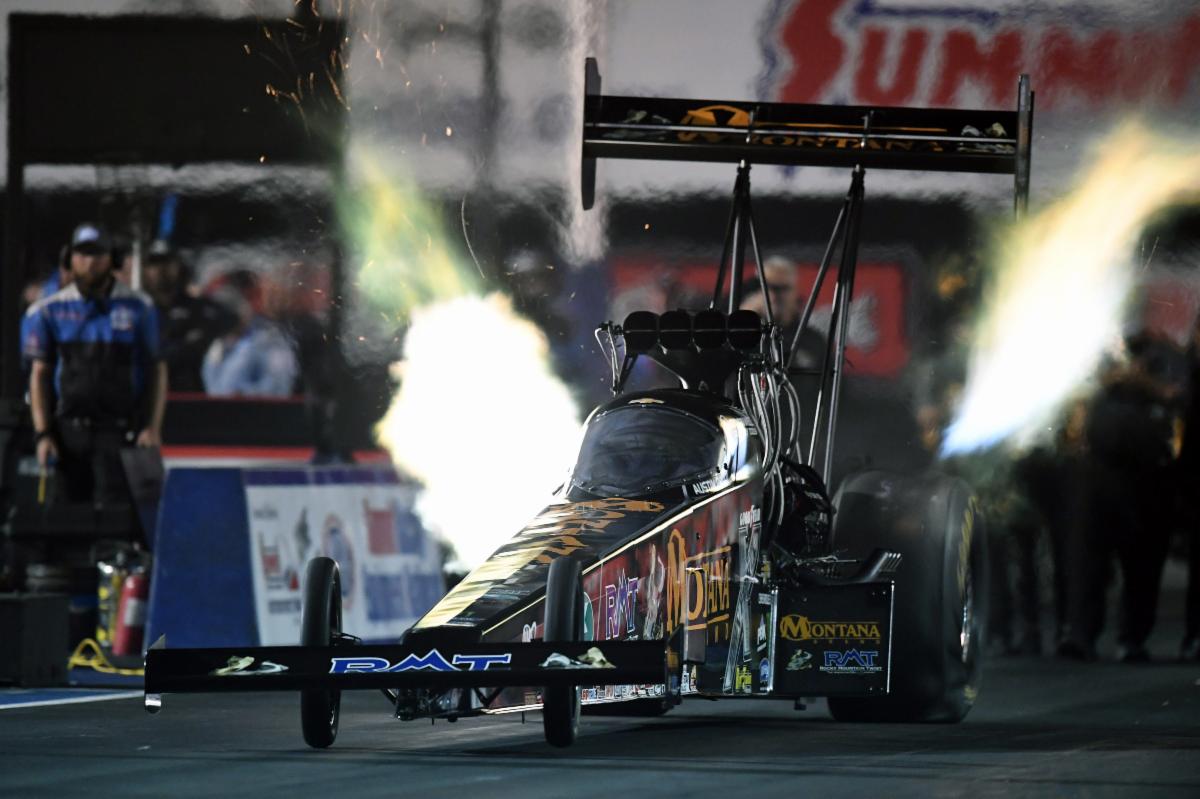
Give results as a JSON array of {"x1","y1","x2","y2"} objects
[
  {"x1": 826, "y1": 471, "x2": 986, "y2": 723},
  {"x1": 542, "y1": 557, "x2": 583, "y2": 747},
  {"x1": 300, "y1": 557, "x2": 342, "y2": 748}
]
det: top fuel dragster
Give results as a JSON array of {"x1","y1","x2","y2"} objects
[{"x1": 145, "y1": 58, "x2": 1032, "y2": 746}]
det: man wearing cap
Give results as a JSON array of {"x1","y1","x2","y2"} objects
[
  {"x1": 21, "y1": 222, "x2": 167, "y2": 505},
  {"x1": 141, "y1": 239, "x2": 236, "y2": 393}
]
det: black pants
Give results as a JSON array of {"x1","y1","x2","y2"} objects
[
  {"x1": 1040, "y1": 455, "x2": 1082, "y2": 641},
  {"x1": 988, "y1": 514, "x2": 1043, "y2": 647},
  {"x1": 1184, "y1": 512, "x2": 1200, "y2": 644},
  {"x1": 55, "y1": 421, "x2": 134, "y2": 507},
  {"x1": 1062, "y1": 460, "x2": 1171, "y2": 649}
]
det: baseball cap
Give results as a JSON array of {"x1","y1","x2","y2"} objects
[{"x1": 70, "y1": 223, "x2": 113, "y2": 254}]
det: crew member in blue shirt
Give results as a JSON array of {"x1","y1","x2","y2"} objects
[{"x1": 22, "y1": 223, "x2": 168, "y2": 505}]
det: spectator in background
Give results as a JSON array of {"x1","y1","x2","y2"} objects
[
  {"x1": 202, "y1": 269, "x2": 298, "y2": 397},
  {"x1": 1176, "y1": 317, "x2": 1200, "y2": 661},
  {"x1": 21, "y1": 244, "x2": 75, "y2": 309},
  {"x1": 1059, "y1": 332, "x2": 1186, "y2": 661},
  {"x1": 140, "y1": 240, "x2": 236, "y2": 393},
  {"x1": 742, "y1": 256, "x2": 802, "y2": 343},
  {"x1": 508, "y1": 249, "x2": 572, "y2": 346},
  {"x1": 22, "y1": 222, "x2": 166, "y2": 505}
]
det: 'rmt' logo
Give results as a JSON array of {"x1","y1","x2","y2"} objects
[
  {"x1": 329, "y1": 649, "x2": 512, "y2": 674},
  {"x1": 819, "y1": 649, "x2": 883, "y2": 675}
]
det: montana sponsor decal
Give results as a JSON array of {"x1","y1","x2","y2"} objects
[
  {"x1": 665, "y1": 528, "x2": 732, "y2": 641},
  {"x1": 329, "y1": 649, "x2": 512, "y2": 674},
  {"x1": 779, "y1": 614, "x2": 881, "y2": 643},
  {"x1": 670, "y1": 103, "x2": 984, "y2": 155},
  {"x1": 820, "y1": 649, "x2": 882, "y2": 675}
]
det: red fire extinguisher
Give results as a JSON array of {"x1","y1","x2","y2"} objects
[{"x1": 112, "y1": 570, "x2": 149, "y2": 657}]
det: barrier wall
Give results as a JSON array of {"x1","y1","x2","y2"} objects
[{"x1": 146, "y1": 465, "x2": 442, "y2": 648}]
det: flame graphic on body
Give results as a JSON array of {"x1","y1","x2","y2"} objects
[
  {"x1": 340, "y1": 147, "x2": 581, "y2": 569},
  {"x1": 941, "y1": 122, "x2": 1200, "y2": 455}
]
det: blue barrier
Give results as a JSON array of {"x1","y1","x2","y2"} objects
[
  {"x1": 146, "y1": 465, "x2": 442, "y2": 649},
  {"x1": 146, "y1": 468, "x2": 258, "y2": 648}
]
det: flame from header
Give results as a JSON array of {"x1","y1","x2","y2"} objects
[
  {"x1": 339, "y1": 145, "x2": 581, "y2": 570},
  {"x1": 941, "y1": 122, "x2": 1200, "y2": 456},
  {"x1": 376, "y1": 293, "x2": 582, "y2": 570}
]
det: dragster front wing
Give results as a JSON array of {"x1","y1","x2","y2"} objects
[{"x1": 144, "y1": 639, "x2": 667, "y2": 708}]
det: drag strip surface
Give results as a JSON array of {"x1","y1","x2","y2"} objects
[
  {"x1": 0, "y1": 688, "x2": 142, "y2": 711},
  {"x1": 2, "y1": 655, "x2": 1197, "y2": 798}
]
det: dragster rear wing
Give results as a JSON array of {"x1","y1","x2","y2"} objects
[
  {"x1": 580, "y1": 58, "x2": 1034, "y2": 214},
  {"x1": 144, "y1": 638, "x2": 666, "y2": 707}
]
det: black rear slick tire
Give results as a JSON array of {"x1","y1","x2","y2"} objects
[{"x1": 826, "y1": 471, "x2": 986, "y2": 723}]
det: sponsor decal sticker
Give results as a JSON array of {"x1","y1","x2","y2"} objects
[
  {"x1": 735, "y1": 664, "x2": 753, "y2": 693},
  {"x1": 778, "y1": 614, "x2": 881, "y2": 643},
  {"x1": 540, "y1": 647, "x2": 615, "y2": 669},
  {"x1": 329, "y1": 649, "x2": 512, "y2": 673},
  {"x1": 210, "y1": 656, "x2": 289, "y2": 677},
  {"x1": 820, "y1": 649, "x2": 882, "y2": 675},
  {"x1": 786, "y1": 649, "x2": 813, "y2": 671},
  {"x1": 604, "y1": 571, "x2": 639, "y2": 640}
]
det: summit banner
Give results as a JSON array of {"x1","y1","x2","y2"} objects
[
  {"x1": 758, "y1": 0, "x2": 1200, "y2": 112},
  {"x1": 243, "y1": 467, "x2": 444, "y2": 645}
]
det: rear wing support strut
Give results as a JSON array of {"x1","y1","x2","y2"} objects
[
  {"x1": 807, "y1": 166, "x2": 866, "y2": 481},
  {"x1": 710, "y1": 161, "x2": 774, "y2": 323},
  {"x1": 1015, "y1": 73, "x2": 1034, "y2": 218}
]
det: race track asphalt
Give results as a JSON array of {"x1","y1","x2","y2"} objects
[{"x1": 3, "y1": 610, "x2": 1199, "y2": 798}]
